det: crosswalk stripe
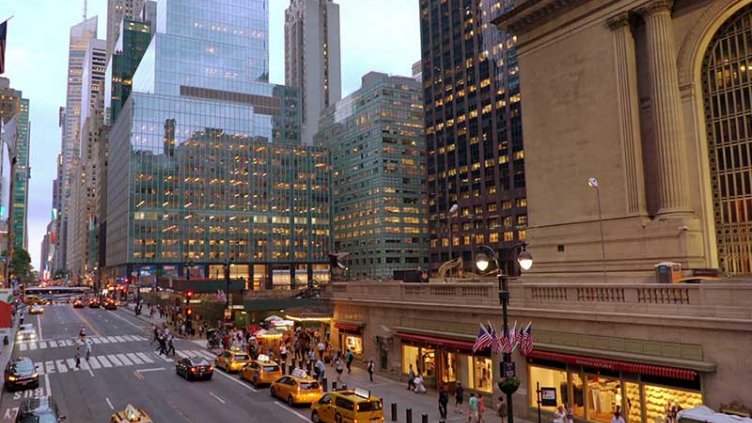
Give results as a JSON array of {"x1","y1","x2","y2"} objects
[
  {"x1": 65, "y1": 339, "x2": 74, "y2": 346},
  {"x1": 39, "y1": 341, "x2": 47, "y2": 349},
  {"x1": 116, "y1": 354, "x2": 133, "y2": 366},
  {"x1": 35, "y1": 362, "x2": 44, "y2": 375},
  {"x1": 98, "y1": 355, "x2": 112, "y2": 368},
  {"x1": 136, "y1": 352, "x2": 154, "y2": 363},
  {"x1": 99, "y1": 337, "x2": 111, "y2": 344},
  {"x1": 30, "y1": 342, "x2": 37, "y2": 351},
  {"x1": 134, "y1": 335, "x2": 146, "y2": 341},
  {"x1": 66, "y1": 358, "x2": 78, "y2": 371},
  {"x1": 55, "y1": 359, "x2": 67, "y2": 373},
  {"x1": 107, "y1": 354, "x2": 123, "y2": 366},
  {"x1": 153, "y1": 352, "x2": 172, "y2": 362},
  {"x1": 91, "y1": 337, "x2": 102, "y2": 344},
  {"x1": 122, "y1": 335, "x2": 136, "y2": 342},
  {"x1": 45, "y1": 361, "x2": 55, "y2": 375},
  {"x1": 88, "y1": 356, "x2": 101, "y2": 369},
  {"x1": 196, "y1": 350, "x2": 217, "y2": 360},
  {"x1": 176, "y1": 351, "x2": 189, "y2": 358},
  {"x1": 113, "y1": 336, "x2": 126, "y2": 343},
  {"x1": 19, "y1": 343, "x2": 27, "y2": 351},
  {"x1": 126, "y1": 353, "x2": 143, "y2": 365}
]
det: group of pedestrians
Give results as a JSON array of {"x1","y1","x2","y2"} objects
[{"x1": 151, "y1": 324, "x2": 175, "y2": 356}]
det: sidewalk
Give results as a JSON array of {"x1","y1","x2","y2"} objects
[{"x1": 0, "y1": 311, "x2": 20, "y2": 402}]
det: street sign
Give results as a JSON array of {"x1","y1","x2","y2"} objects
[
  {"x1": 540, "y1": 387, "x2": 557, "y2": 407},
  {"x1": 502, "y1": 361, "x2": 516, "y2": 378}
]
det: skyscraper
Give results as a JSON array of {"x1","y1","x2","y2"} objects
[
  {"x1": 56, "y1": 16, "x2": 98, "y2": 271},
  {"x1": 419, "y1": 0, "x2": 526, "y2": 272},
  {"x1": 0, "y1": 77, "x2": 31, "y2": 251},
  {"x1": 105, "y1": 0, "x2": 330, "y2": 288},
  {"x1": 285, "y1": 0, "x2": 342, "y2": 146},
  {"x1": 106, "y1": 0, "x2": 146, "y2": 60},
  {"x1": 316, "y1": 72, "x2": 428, "y2": 279}
]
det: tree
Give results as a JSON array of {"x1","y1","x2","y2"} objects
[
  {"x1": 53, "y1": 268, "x2": 71, "y2": 281},
  {"x1": 11, "y1": 248, "x2": 32, "y2": 283}
]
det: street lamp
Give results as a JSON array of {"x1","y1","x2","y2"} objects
[
  {"x1": 223, "y1": 257, "x2": 235, "y2": 321},
  {"x1": 448, "y1": 202, "x2": 459, "y2": 263},
  {"x1": 475, "y1": 242, "x2": 534, "y2": 423},
  {"x1": 587, "y1": 177, "x2": 607, "y2": 282}
]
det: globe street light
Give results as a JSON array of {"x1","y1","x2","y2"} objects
[
  {"x1": 448, "y1": 203, "x2": 459, "y2": 263},
  {"x1": 587, "y1": 177, "x2": 607, "y2": 282},
  {"x1": 475, "y1": 242, "x2": 533, "y2": 423}
]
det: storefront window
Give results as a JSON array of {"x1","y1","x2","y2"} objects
[
  {"x1": 440, "y1": 352, "x2": 458, "y2": 383},
  {"x1": 643, "y1": 385, "x2": 702, "y2": 423},
  {"x1": 421, "y1": 348, "x2": 436, "y2": 378},
  {"x1": 625, "y1": 382, "x2": 642, "y2": 423},
  {"x1": 586, "y1": 376, "x2": 622, "y2": 423},
  {"x1": 345, "y1": 335, "x2": 363, "y2": 357},
  {"x1": 571, "y1": 373, "x2": 585, "y2": 417},
  {"x1": 402, "y1": 345, "x2": 420, "y2": 375},
  {"x1": 529, "y1": 366, "x2": 568, "y2": 410},
  {"x1": 472, "y1": 357, "x2": 493, "y2": 393}
]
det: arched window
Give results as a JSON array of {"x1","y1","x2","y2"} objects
[{"x1": 702, "y1": 4, "x2": 752, "y2": 275}]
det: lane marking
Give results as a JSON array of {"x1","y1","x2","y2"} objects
[
  {"x1": 133, "y1": 370, "x2": 144, "y2": 380},
  {"x1": 106, "y1": 398, "x2": 114, "y2": 410},
  {"x1": 37, "y1": 314, "x2": 43, "y2": 340},
  {"x1": 209, "y1": 392, "x2": 226, "y2": 404},
  {"x1": 72, "y1": 308, "x2": 103, "y2": 337},
  {"x1": 273, "y1": 402, "x2": 308, "y2": 421},
  {"x1": 135, "y1": 367, "x2": 165, "y2": 373},
  {"x1": 88, "y1": 368, "x2": 95, "y2": 377},
  {"x1": 109, "y1": 311, "x2": 146, "y2": 332},
  {"x1": 44, "y1": 374, "x2": 51, "y2": 397},
  {"x1": 215, "y1": 369, "x2": 257, "y2": 392}
]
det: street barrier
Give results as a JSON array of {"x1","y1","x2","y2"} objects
[
  {"x1": 391, "y1": 403, "x2": 397, "y2": 421},
  {"x1": 422, "y1": 413, "x2": 428, "y2": 423},
  {"x1": 406, "y1": 407, "x2": 412, "y2": 423}
]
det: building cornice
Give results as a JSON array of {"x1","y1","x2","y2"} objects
[{"x1": 493, "y1": 0, "x2": 590, "y2": 35}]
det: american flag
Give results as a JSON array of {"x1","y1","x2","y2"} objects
[
  {"x1": 487, "y1": 322, "x2": 503, "y2": 353},
  {"x1": 520, "y1": 322, "x2": 534, "y2": 355},
  {"x1": 472, "y1": 323, "x2": 494, "y2": 352},
  {"x1": 505, "y1": 321, "x2": 518, "y2": 353}
]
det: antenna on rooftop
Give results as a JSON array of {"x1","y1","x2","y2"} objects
[{"x1": 83, "y1": 0, "x2": 88, "y2": 20}]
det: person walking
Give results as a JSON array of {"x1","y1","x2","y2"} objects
[
  {"x1": 280, "y1": 343, "x2": 288, "y2": 374},
  {"x1": 85, "y1": 338, "x2": 92, "y2": 362},
  {"x1": 315, "y1": 358, "x2": 326, "y2": 384},
  {"x1": 565, "y1": 404, "x2": 575, "y2": 423},
  {"x1": 454, "y1": 381, "x2": 465, "y2": 414},
  {"x1": 167, "y1": 335, "x2": 176, "y2": 356},
  {"x1": 553, "y1": 405, "x2": 567, "y2": 423},
  {"x1": 611, "y1": 408, "x2": 625, "y2": 423},
  {"x1": 74, "y1": 345, "x2": 81, "y2": 369},
  {"x1": 407, "y1": 364, "x2": 416, "y2": 391},
  {"x1": 367, "y1": 359, "x2": 374, "y2": 382},
  {"x1": 334, "y1": 357, "x2": 344, "y2": 383},
  {"x1": 478, "y1": 394, "x2": 486, "y2": 423},
  {"x1": 468, "y1": 393, "x2": 479, "y2": 423},
  {"x1": 438, "y1": 386, "x2": 449, "y2": 422},
  {"x1": 495, "y1": 397, "x2": 507, "y2": 423},
  {"x1": 151, "y1": 325, "x2": 159, "y2": 345},
  {"x1": 345, "y1": 349, "x2": 354, "y2": 373},
  {"x1": 317, "y1": 340, "x2": 326, "y2": 360}
]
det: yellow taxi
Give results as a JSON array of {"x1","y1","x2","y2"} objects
[
  {"x1": 240, "y1": 354, "x2": 282, "y2": 387},
  {"x1": 110, "y1": 404, "x2": 153, "y2": 423},
  {"x1": 269, "y1": 369, "x2": 323, "y2": 406},
  {"x1": 310, "y1": 388, "x2": 384, "y2": 423},
  {"x1": 214, "y1": 348, "x2": 251, "y2": 372}
]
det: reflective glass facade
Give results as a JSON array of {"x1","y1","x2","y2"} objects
[
  {"x1": 317, "y1": 72, "x2": 428, "y2": 278},
  {"x1": 106, "y1": 0, "x2": 328, "y2": 287}
]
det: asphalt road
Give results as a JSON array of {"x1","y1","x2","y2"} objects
[{"x1": 0, "y1": 303, "x2": 313, "y2": 423}]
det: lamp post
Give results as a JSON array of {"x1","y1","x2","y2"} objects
[
  {"x1": 475, "y1": 242, "x2": 533, "y2": 423},
  {"x1": 223, "y1": 257, "x2": 234, "y2": 321},
  {"x1": 587, "y1": 177, "x2": 607, "y2": 282}
]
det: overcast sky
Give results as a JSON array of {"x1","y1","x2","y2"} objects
[{"x1": 2, "y1": 0, "x2": 421, "y2": 270}]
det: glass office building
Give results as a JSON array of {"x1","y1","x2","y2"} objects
[
  {"x1": 106, "y1": 0, "x2": 330, "y2": 288},
  {"x1": 316, "y1": 72, "x2": 428, "y2": 279}
]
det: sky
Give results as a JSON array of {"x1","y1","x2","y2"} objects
[{"x1": 2, "y1": 0, "x2": 421, "y2": 270}]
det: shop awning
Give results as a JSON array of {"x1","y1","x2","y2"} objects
[
  {"x1": 334, "y1": 321, "x2": 364, "y2": 332},
  {"x1": 527, "y1": 350, "x2": 698, "y2": 381},
  {"x1": 395, "y1": 331, "x2": 475, "y2": 351}
]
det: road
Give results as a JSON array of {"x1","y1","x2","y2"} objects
[{"x1": 0, "y1": 303, "x2": 312, "y2": 422}]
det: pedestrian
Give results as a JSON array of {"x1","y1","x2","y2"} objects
[
  {"x1": 367, "y1": 359, "x2": 374, "y2": 382},
  {"x1": 317, "y1": 340, "x2": 325, "y2": 360},
  {"x1": 495, "y1": 397, "x2": 507, "y2": 423},
  {"x1": 75, "y1": 347, "x2": 81, "y2": 369},
  {"x1": 413, "y1": 373, "x2": 426, "y2": 393},
  {"x1": 407, "y1": 364, "x2": 416, "y2": 391},
  {"x1": 308, "y1": 349, "x2": 316, "y2": 373},
  {"x1": 553, "y1": 405, "x2": 567, "y2": 423},
  {"x1": 315, "y1": 358, "x2": 326, "y2": 384},
  {"x1": 345, "y1": 348, "x2": 354, "y2": 373},
  {"x1": 565, "y1": 404, "x2": 574, "y2": 423},
  {"x1": 611, "y1": 408, "x2": 625, "y2": 423},
  {"x1": 167, "y1": 335, "x2": 176, "y2": 356},
  {"x1": 335, "y1": 357, "x2": 344, "y2": 383},
  {"x1": 85, "y1": 339, "x2": 92, "y2": 362},
  {"x1": 151, "y1": 325, "x2": 159, "y2": 345},
  {"x1": 468, "y1": 393, "x2": 479, "y2": 423},
  {"x1": 157, "y1": 335, "x2": 167, "y2": 356},
  {"x1": 280, "y1": 343, "x2": 288, "y2": 371},
  {"x1": 180, "y1": 322, "x2": 186, "y2": 336},
  {"x1": 439, "y1": 386, "x2": 449, "y2": 422},
  {"x1": 455, "y1": 381, "x2": 465, "y2": 414},
  {"x1": 478, "y1": 394, "x2": 486, "y2": 423}
]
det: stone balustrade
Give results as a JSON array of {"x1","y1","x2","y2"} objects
[{"x1": 329, "y1": 280, "x2": 752, "y2": 320}]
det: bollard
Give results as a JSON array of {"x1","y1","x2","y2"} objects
[
  {"x1": 422, "y1": 413, "x2": 428, "y2": 423},
  {"x1": 323, "y1": 378, "x2": 328, "y2": 392},
  {"x1": 332, "y1": 381, "x2": 337, "y2": 390},
  {"x1": 406, "y1": 408, "x2": 412, "y2": 423},
  {"x1": 391, "y1": 403, "x2": 397, "y2": 421}
]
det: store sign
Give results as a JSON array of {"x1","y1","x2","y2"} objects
[
  {"x1": 503, "y1": 362, "x2": 516, "y2": 378},
  {"x1": 540, "y1": 387, "x2": 557, "y2": 407}
]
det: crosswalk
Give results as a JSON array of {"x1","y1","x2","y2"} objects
[
  {"x1": 17, "y1": 335, "x2": 148, "y2": 351},
  {"x1": 32, "y1": 349, "x2": 216, "y2": 375}
]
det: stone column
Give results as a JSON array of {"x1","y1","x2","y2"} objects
[
  {"x1": 607, "y1": 12, "x2": 647, "y2": 215},
  {"x1": 639, "y1": 0, "x2": 692, "y2": 215}
]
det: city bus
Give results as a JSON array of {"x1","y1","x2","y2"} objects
[{"x1": 24, "y1": 286, "x2": 92, "y2": 301}]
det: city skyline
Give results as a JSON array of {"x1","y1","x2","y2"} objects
[{"x1": 1, "y1": 0, "x2": 420, "y2": 270}]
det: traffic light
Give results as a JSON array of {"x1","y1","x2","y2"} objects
[
  {"x1": 186, "y1": 307, "x2": 193, "y2": 320},
  {"x1": 185, "y1": 290, "x2": 193, "y2": 306}
]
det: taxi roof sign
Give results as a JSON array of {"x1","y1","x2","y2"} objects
[
  {"x1": 292, "y1": 368, "x2": 308, "y2": 378},
  {"x1": 257, "y1": 354, "x2": 271, "y2": 362},
  {"x1": 354, "y1": 387, "x2": 371, "y2": 399}
]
